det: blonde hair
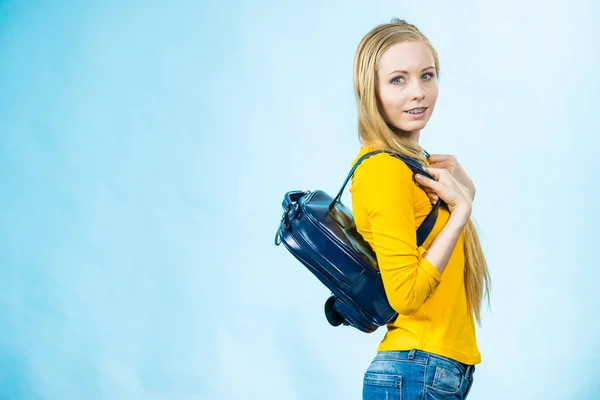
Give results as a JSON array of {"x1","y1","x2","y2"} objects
[{"x1": 353, "y1": 19, "x2": 491, "y2": 324}]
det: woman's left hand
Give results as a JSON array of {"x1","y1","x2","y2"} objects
[{"x1": 421, "y1": 154, "x2": 476, "y2": 203}]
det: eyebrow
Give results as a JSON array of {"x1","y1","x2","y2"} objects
[{"x1": 388, "y1": 66, "x2": 435, "y2": 75}]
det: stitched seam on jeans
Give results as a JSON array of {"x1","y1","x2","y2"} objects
[
  {"x1": 464, "y1": 375, "x2": 474, "y2": 398},
  {"x1": 427, "y1": 353, "x2": 468, "y2": 375},
  {"x1": 364, "y1": 373, "x2": 402, "y2": 388},
  {"x1": 425, "y1": 366, "x2": 466, "y2": 396},
  {"x1": 373, "y1": 355, "x2": 427, "y2": 365},
  {"x1": 420, "y1": 356, "x2": 428, "y2": 400}
]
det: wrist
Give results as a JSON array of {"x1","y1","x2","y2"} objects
[{"x1": 448, "y1": 205, "x2": 471, "y2": 226}]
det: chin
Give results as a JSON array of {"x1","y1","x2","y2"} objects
[{"x1": 395, "y1": 119, "x2": 428, "y2": 132}]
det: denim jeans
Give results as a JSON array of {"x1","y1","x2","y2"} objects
[{"x1": 363, "y1": 350, "x2": 475, "y2": 400}]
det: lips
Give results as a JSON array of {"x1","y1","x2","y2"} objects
[{"x1": 405, "y1": 107, "x2": 428, "y2": 113}]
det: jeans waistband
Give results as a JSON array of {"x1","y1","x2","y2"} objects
[{"x1": 373, "y1": 349, "x2": 476, "y2": 378}]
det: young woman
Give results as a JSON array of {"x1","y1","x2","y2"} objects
[{"x1": 349, "y1": 19, "x2": 491, "y2": 399}]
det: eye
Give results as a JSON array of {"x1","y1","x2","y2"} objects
[
  {"x1": 422, "y1": 72, "x2": 435, "y2": 80},
  {"x1": 391, "y1": 76, "x2": 405, "y2": 84}
]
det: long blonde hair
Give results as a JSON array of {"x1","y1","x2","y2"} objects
[{"x1": 353, "y1": 19, "x2": 491, "y2": 324}]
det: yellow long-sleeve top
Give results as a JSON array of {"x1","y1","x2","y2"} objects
[{"x1": 349, "y1": 146, "x2": 481, "y2": 365}]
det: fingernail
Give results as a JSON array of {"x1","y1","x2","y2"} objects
[{"x1": 415, "y1": 174, "x2": 422, "y2": 180}]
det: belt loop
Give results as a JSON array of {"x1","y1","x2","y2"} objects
[
  {"x1": 408, "y1": 349, "x2": 416, "y2": 360},
  {"x1": 468, "y1": 365, "x2": 475, "y2": 377}
]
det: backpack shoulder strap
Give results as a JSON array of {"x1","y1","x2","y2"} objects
[{"x1": 329, "y1": 150, "x2": 441, "y2": 247}]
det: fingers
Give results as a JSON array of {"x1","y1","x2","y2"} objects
[
  {"x1": 415, "y1": 166, "x2": 471, "y2": 212},
  {"x1": 414, "y1": 169, "x2": 443, "y2": 191},
  {"x1": 428, "y1": 154, "x2": 458, "y2": 174},
  {"x1": 415, "y1": 168, "x2": 453, "y2": 203},
  {"x1": 414, "y1": 172, "x2": 434, "y2": 187},
  {"x1": 427, "y1": 154, "x2": 456, "y2": 164},
  {"x1": 427, "y1": 191, "x2": 439, "y2": 204},
  {"x1": 429, "y1": 162, "x2": 450, "y2": 172},
  {"x1": 414, "y1": 185, "x2": 437, "y2": 204},
  {"x1": 424, "y1": 167, "x2": 449, "y2": 181},
  {"x1": 416, "y1": 183, "x2": 439, "y2": 204},
  {"x1": 429, "y1": 161, "x2": 458, "y2": 174},
  {"x1": 426, "y1": 154, "x2": 448, "y2": 162}
]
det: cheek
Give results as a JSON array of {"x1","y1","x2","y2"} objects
[
  {"x1": 427, "y1": 84, "x2": 439, "y2": 103},
  {"x1": 379, "y1": 86, "x2": 407, "y2": 115}
]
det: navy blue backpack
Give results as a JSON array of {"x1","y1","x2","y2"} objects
[{"x1": 274, "y1": 150, "x2": 441, "y2": 333}]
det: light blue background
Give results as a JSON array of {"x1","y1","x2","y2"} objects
[{"x1": 1, "y1": 0, "x2": 599, "y2": 399}]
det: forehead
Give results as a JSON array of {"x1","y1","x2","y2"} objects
[{"x1": 377, "y1": 41, "x2": 434, "y2": 73}]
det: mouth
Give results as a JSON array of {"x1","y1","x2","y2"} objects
[
  {"x1": 405, "y1": 107, "x2": 428, "y2": 118},
  {"x1": 405, "y1": 107, "x2": 428, "y2": 114}
]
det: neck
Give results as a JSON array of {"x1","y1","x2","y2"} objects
[
  {"x1": 392, "y1": 128, "x2": 421, "y2": 143},
  {"x1": 408, "y1": 130, "x2": 420, "y2": 143}
]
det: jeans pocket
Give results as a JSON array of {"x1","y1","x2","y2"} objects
[
  {"x1": 426, "y1": 366, "x2": 462, "y2": 396},
  {"x1": 363, "y1": 372, "x2": 402, "y2": 400}
]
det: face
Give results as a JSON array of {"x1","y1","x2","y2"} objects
[{"x1": 376, "y1": 41, "x2": 438, "y2": 136}]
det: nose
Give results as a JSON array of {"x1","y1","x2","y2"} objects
[{"x1": 409, "y1": 81, "x2": 426, "y2": 101}]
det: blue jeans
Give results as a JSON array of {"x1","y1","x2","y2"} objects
[{"x1": 363, "y1": 350, "x2": 475, "y2": 399}]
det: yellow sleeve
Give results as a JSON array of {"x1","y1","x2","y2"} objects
[{"x1": 354, "y1": 153, "x2": 441, "y2": 315}]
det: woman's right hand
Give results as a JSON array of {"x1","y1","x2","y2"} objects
[{"x1": 414, "y1": 167, "x2": 472, "y2": 220}]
